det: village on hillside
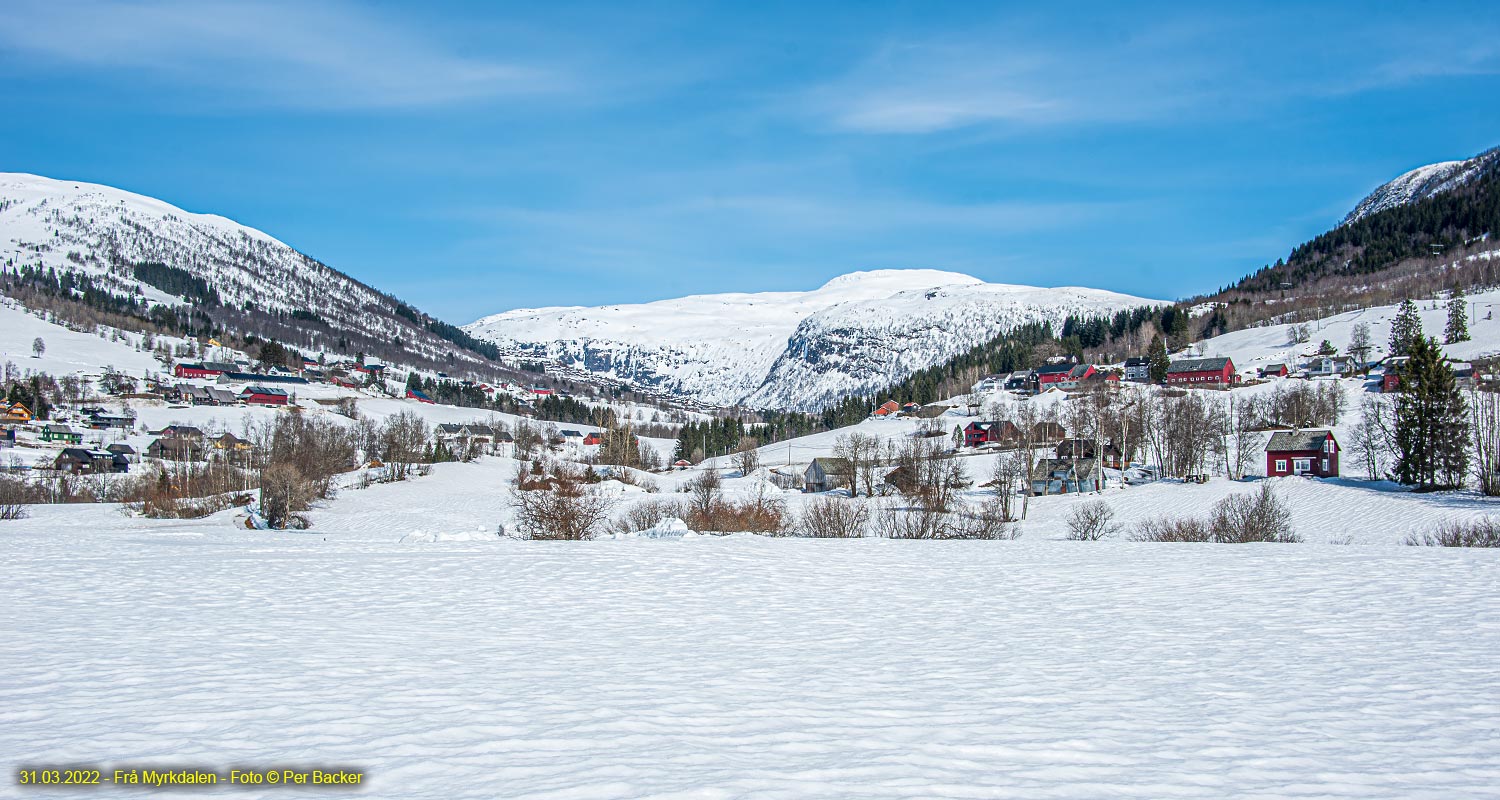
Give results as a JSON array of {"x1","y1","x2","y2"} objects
[{"x1": 4, "y1": 285, "x2": 1494, "y2": 547}]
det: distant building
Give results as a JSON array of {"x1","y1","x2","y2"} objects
[
  {"x1": 39, "y1": 424, "x2": 83, "y2": 444},
  {"x1": 1265, "y1": 429, "x2": 1340, "y2": 478},
  {"x1": 2, "y1": 402, "x2": 34, "y2": 424},
  {"x1": 1166, "y1": 357, "x2": 1236, "y2": 387},
  {"x1": 55, "y1": 447, "x2": 128, "y2": 474},
  {"x1": 1030, "y1": 458, "x2": 1103, "y2": 495},
  {"x1": 964, "y1": 420, "x2": 1020, "y2": 448},
  {"x1": 1055, "y1": 438, "x2": 1123, "y2": 469},
  {"x1": 239, "y1": 386, "x2": 290, "y2": 406},
  {"x1": 803, "y1": 458, "x2": 852, "y2": 493},
  {"x1": 1033, "y1": 362, "x2": 1077, "y2": 390},
  {"x1": 1123, "y1": 357, "x2": 1152, "y2": 383}
]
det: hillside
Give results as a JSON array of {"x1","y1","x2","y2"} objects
[
  {"x1": 0, "y1": 173, "x2": 507, "y2": 378},
  {"x1": 1224, "y1": 145, "x2": 1499, "y2": 308},
  {"x1": 466, "y1": 269, "x2": 1161, "y2": 412},
  {"x1": 1343, "y1": 146, "x2": 1500, "y2": 225}
]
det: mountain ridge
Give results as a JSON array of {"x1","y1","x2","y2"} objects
[
  {"x1": 0, "y1": 172, "x2": 507, "y2": 376},
  {"x1": 464, "y1": 270, "x2": 1163, "y2": 411}
]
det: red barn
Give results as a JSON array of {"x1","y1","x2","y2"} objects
[
  {"x1": 174, "y1": 363, "x2": 218, "y2": 379},
  {"x1": 1265, "y1": 429, "x2": 1339, "y2": 478},
  {"x1": 1166, "y1": 357, "x2": 1235, "y2": 386},
  {"x1": 874, "y1": 400, "x2": 900, "y2": 417},
  {"x1": 583, "y1": 432, "x2": 603, "y2": 446},
  {"x1": 406, "y1": 389, "x2": 435, "y2": 404},
  {"x1": 239, "y1": 386, "x2": 290, "y2": 406}
]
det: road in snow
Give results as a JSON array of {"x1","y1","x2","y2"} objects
[{"x1": 4, "y1": 467, "x2": 1500, "y2": 799}]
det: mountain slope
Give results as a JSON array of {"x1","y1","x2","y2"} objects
[
  {"x1": 0, "y1": 173, "x2": 501, "y2": 373},
  {"x1": 1342, "y1": 147, "x2": 1500, "y2": 225},
  {"x1": 466, "y1": 270, "x2": 1161, "y2": 411}
]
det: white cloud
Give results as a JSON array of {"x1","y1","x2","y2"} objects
[{"x1": 0, "y1": 0, "x2": 565, "y2": 109}]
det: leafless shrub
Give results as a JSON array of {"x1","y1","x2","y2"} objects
[
  {"x1": 1065, "y1": 500, "x2": 1119, "y2": 540},
  {"x1": 733, "y1": 437, "x2": 760, "y2": 477},
  {"x1": 1210, "y1": 483, "x2": 1299, "y2": 543},
  {"x1": 612, "y1": 497, "x2": 690, "y2": 535},
  {"x1": 797, "y1": 496, "x2": 870, "y2": 538},
  {"x1": 873, "y1": 502, "x2": 949, "y2": 540},
  {"x1": 612, "y1": 468, "x2": 659, "y2": 493},
  {"x1": 134, "y1": 487, "x2": 232, "y2": 520},
  {"x1": 695, "y1": 494, "x2": 790, "y2": 534},
  {"x1": 1131, "y1": 516, "x2": 1214, "y2": 542},
  {"x1": 951, "y1": 497, "x2": 1022, "y2": 540},
  {"x1": 1405, "y1": 517, "x2": 1500, "y2": 548},
  {"x1": 873, "y1": 495, "x2": 1020, "y2": 540},
  {"x1": 260, "y1": 462, "x2": 315, "y2": 530},
  {"x1": 1132, "y1": 484, "x2": 1298, "y2": 543},
  {"x1": 0, "y1": 476, "x2": 33, "y2": 520},
  {"x1": 511, "y1": 466, "x2": 616, "y2": 541}
]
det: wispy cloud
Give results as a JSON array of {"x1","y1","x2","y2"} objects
[
  {"x1": 806, "y1": 27, "x2": 1217, "y2": 134},
  {"x1": 0, "y1": 0, "x2": 565, "y2": 109},
  {"x1": 804, "y1": 14, "x2": 1500, "y2": 135}
]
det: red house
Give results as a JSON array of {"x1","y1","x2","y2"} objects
[
  {"x1": 964, "y1": 420, "x2": 1020, "y2": 448},
  {"x1": 583, "y1": 432, "x2": 603, "y2": 446},
  {"x1": 1265, "y1": 429, "x2": 1339, "y2": 477},
  {"x1": 174, "y1": 363, "x2": 218, "y2": 379},
  {"x1": 874, "y1": 400, "x2": 901, "y2": 417},
  {"x1": 1381, "y1": 357, "x2": 1407, "y2": 393},
  {"x1": 1258, "y1": 363, "x2": 1289, "y2": 378},
  {"x1": 1166, "y1": 357, "x2": 1235, "y2": 386},
  {"x1": 239, "y1": 386, "x2": 290, "y2": 406},
  {"x1": 1033, "y1": 362, "x2": 1076, "y2": 388}
]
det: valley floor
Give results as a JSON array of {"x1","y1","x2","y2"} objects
[{"x1": 5, "y1": 461, "x2": 1500, "y2": 798}]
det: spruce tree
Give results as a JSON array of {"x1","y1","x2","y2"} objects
[
  {"x1": 1445, "y1": 286, "x2": 1470, "y2": 344},
  {"x1": 1394, "y1": 335, "x2": 1469, "y2": 489},
  {"x1": 1147, "y1": 334, "x2": 1170, "y2": 384},
  {"x1": 1389, "y1": 299, "x2": 1422, "y2": 356}
]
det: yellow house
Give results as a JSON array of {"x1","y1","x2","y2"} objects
[{"x1": 1, "y1": 402, "x2": 33, "y2": 424}]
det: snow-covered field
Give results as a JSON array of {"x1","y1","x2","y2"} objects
[{"x1": 5, "y1": 465, "x2": 1500, "y2": 799}]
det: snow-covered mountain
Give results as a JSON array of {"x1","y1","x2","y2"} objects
[
  {"x1": 1342, "y1": 146, "x2": 1499, "y2": 225},
  {"x1": 466, "y1": 270, "x2": 1161, "y2": 411},
  {"x1": 0, "y1": 173, "x2": 497, "y2": 371}
]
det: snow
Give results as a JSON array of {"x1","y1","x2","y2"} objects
[
  {"x1": 0, "y1": 173, "x2": 487, "y2": 371},
  {"x1": 0, "y1": 299, "x2": 167, "y2": 379},
  {"x1": 465, "y1": 269, "x2": 1163, "y2": 410},
  {"x1": 1190, "y1": 286, "x2": 1500, "y2": 372},
  {"x1": 1342, "y1": 148, "x2": 1497, "y2": 225},
  {"x1": 5, "y1": 465, "x2": 1500, "y2": 798}
]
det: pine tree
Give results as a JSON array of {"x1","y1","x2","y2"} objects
[
  {"x1": 1147, "y1": 334, "x2": 1170, "y2": 384},
  {"x1": 1394, "y1": 335, "x2": 1469, "y2": 489},
  {"x1": 1445, "y1": 286, "x2": 1470, "y2": 344},
  {"x1": 1388, "y1": 299, "x2": 1422, "y2": 356}
]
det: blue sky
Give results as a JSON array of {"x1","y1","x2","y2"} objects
[{"x1": 2, "y1": 1, "x2": 1498, "y2": 323}]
